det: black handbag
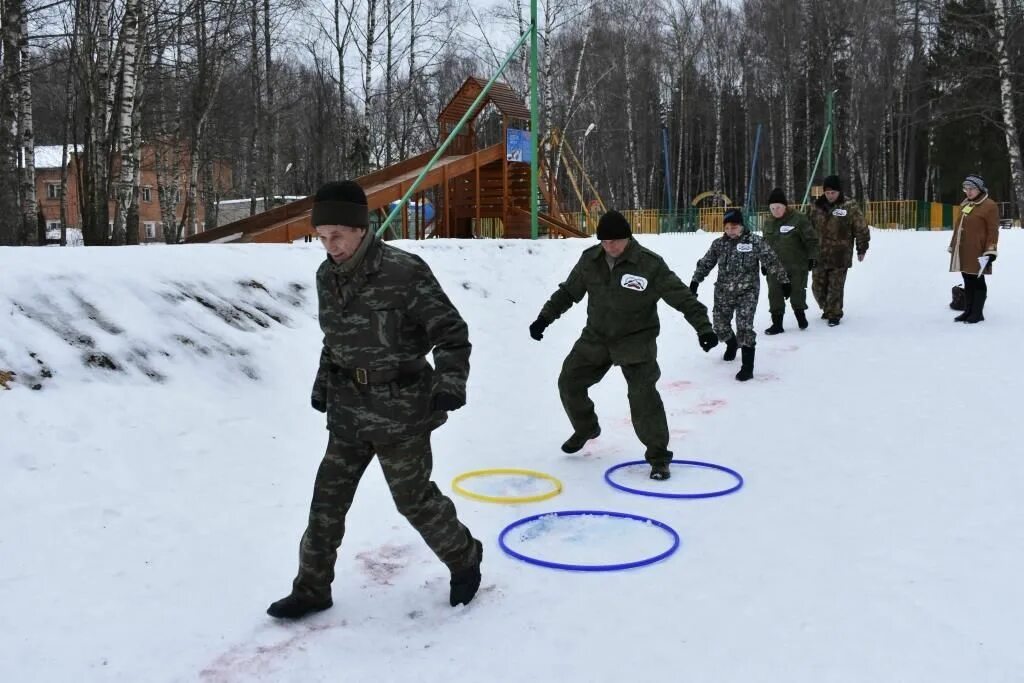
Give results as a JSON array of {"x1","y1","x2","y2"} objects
[{"x1": 950, "y1": 285, "x2": 965, "y2": 311}]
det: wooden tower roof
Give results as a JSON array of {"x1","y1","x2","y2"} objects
[{"x1": 437, "y1": 77, "x2": 531, "y2": 126}]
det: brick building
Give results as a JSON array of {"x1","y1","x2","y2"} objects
[{"x1": 34, "y1": 145, "x2": 232, "y2": 243}]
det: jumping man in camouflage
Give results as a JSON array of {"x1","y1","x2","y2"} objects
[
  {"x1": 529, "y1": 211, "x2": 718, "y2": 481},
  {"x1": 267, "y1": 181, "x2": 482, "y2": 620},
  {"x1": 808, "y1": 175, "x2": 870, "y2": 326},
  {"x1": 690, "y1": 208, "x2": 790, "y2": 382}
]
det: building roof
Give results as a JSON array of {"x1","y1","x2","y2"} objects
[
  {"x1": 32, "y1": 145, "x2": 82, "y2": 169},
  {"x1": 437, "y1": 77, "x2": 530, "y2": 124}
]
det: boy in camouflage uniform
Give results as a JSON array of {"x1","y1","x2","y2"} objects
[
  {"x1": 762, "y1": 188, "x2": 819, "y2": 333},
  {"x1": 529, "y1": 211, "x2": 718, "y2": 481},
  {"x1": 808, "y1": 175, "x2": 870, "y2": 326},
  {"x1": 267, "y1": 181, "x2": 482, "y2": 620},
  {"x1": 690, "y1": 208, "x2": 790, "y2": 382}
]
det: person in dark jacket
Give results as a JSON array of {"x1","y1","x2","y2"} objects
[
  {"x1": 808, "y1": 175, "x2": 870, "y2": 326},
  {"x1": 529, "y1": 211, "x2": 717, "y2": 480},
  {"x1": 267, "y1": 181, "x2": 482, "y2": 620},
  {"x1": 762, "y1": 188, "x2": 819, "y2": 333}
]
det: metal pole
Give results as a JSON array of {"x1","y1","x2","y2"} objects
[
  {"x1": 661, "y1": 126, "x2": 674, "y2": 215},
  {"x1": 825, "y1": 89, "x2": 837, "y2": 176},
  {"x1": 582, "y1": 123, "x2": 594, "y2": 232},
  {"x1": 802, "y1": 124, "x2": 832, "y2": 208},
  {"x1": 745, "y1": 123, "x2": 763, "y2": 219},
  {"x1": 530, "y1": 0, "x2": 540, "y2": 239},
  {"x1": 376, "y1": 30, "x2": 532, "y2": 237}
]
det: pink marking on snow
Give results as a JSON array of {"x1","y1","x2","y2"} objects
[
  {"x1": 694, "y1": 399, "x2": 727, "y2": 415},
  {"x1": 356, "y1": 544, "x2": 412, "y2": 586},
  {"x1": 199, "y1": 621, "x2": 341, "y2": 682},
  {"x1": 664, "y1": 380, "x2": 694, "y2": 391}
]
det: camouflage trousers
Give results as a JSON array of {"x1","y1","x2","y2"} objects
[
  {"x1": 713, "y1": 288, "x2": 759, "y2": 348},
  {"x1": 768, "y1": 269, "x2": 809, "y2": 314},
  {"x1": 557, "y1": 339, "x2": 671, "y2": 466},
  {"x1": 812, "y1": 268, "x2": 849, "y2": 319},
  {"x1": 291, "y1": 431, "x2": 479, "y2": 601}
]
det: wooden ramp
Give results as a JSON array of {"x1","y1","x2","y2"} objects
[
  {"x1": 185, "y1": 76, "x2": 589, "y2": 244},
  {"x1": 186, "y1": 144, "x2": 506, "y2": 244}
]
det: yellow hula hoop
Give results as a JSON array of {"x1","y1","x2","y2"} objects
[{"x1": 451, "y1": 468, "x2": 564, "y2": 504}]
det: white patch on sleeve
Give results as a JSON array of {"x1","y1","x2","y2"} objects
[
  {"x1": 736, "y1": 243, "x2": 754, "y2": 253},
  {"x1": 620, "y1": 274, "x2": 648, "y2": 291}
]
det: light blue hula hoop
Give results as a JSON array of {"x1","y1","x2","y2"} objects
[
  {"x1": 498, "y1": 510, "x2": 680, "y2": 572},
  {"x1": 604, "y1": 460, "x2": 744, "y2": 499}
]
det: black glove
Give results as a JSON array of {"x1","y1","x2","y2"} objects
[
  {"x1": 311, "y1": 396, "x2": 326, "y2": 413},
  {"x1": 781, "y1": 282, "x2": 792, "y2": 299},
  {"x1": 431, "y1": 392, "x2": 465, "y2": 412},
  {"x1": 698, "y1": 332, "x2": 719, "y2": 353},
  {"x1": 529, "y1": 316, "x2": 549, "y2": 341},
  {"x1": 689, "y1": 280, "x2": 699, "y2": 296},
  {"x1": 987, "y1": 253, "x2": 997, "y2": 264},
  {"x1": 808, "y1": 258, "x2": 817, "y2": 270}
]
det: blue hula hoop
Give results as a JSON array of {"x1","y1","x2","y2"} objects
[
  {"x1": 604, "y1": 460, "x2": 744, "y2": 499},
  {"x1": 498, "y1": 510, "x2": 680, "y2": 572}
]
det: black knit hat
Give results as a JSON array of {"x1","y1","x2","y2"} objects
[
  {"x1": 963, "y1": 174, "x2": 987, "y2": 193},
  {"x1": 723, "y1": 208, "x2": 744, "y2": 226},
  {"x1": 768, "y1": 188, "x2": 788, "y2": 205},
  {"x1": 312, "y1": 180, "x2": 369, "y2": 228},
  {"x1": 596, "y1": 210, "x2": 632, "y2": 240},
  {"x1": 823, "y1": 175, "x2": 842, "y2": 192}
]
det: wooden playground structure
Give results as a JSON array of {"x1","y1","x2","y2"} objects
[{"x1": 186, "y1": 77, "x2": 587, "y2": 244}]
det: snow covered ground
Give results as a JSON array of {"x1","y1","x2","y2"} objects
[{"x1": 1, "y1": 230, "x2": 1022, "y2": 682}]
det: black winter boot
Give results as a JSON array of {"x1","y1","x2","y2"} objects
[
  {"x1": 650, "y1": 463, "x2": 671, "y2": 480},
  {"x1": 794, "y1": 309, "x2": 809, "y2": 330},
  {"x1": 267, "y1": 593, "x2": 333, "y2": 620},
  {"x1": 965, "y1": 291, "x2": 986, "y2": 323},
  {"x1": 735, "y1": 346, "x2": 755, "y2": 382},
  {"x1": 765, "y1": 313, "x2": 784, "y2": 335},
  {"x1": 450, "y1": 540, "x2": 483, "y2": 607},
  {"x1": 723, "y1": 335, "x2": 739, "y2": 361},
  {"x1": 561, "y1": 425, "x2": 601, "y2": 453}
]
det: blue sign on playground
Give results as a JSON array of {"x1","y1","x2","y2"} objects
[{"x1": 506, "y1": 128, "x2": 531, "y2": 163}]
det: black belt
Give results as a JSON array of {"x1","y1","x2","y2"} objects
[{"x1": 333, "y1": 358, "x2": 428, "y2": 385}]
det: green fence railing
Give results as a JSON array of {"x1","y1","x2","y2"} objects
[{"x1": 564, "y1": 200, "x2": 964, "y2": 236}]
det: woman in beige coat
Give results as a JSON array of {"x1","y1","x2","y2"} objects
[{"x1": 949, "y1": 174, "x2": 999, "y2": 323}]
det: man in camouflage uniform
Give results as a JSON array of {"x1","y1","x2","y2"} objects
[
  {"x1": 529, "y1": 211, "x2": 718, "y2": 481},
  {"x1": 268, "y1": 180, "x2": 482, "y2": 620},
  {"x1": 762, "y1": 188, "x2": 819, "y2": 334},
  {"x1": 690, "y1": 208, "x2": 790, "y2": 382},
  {"x1": 808, "y1": 175, "x2": 870, "y2": 326}
]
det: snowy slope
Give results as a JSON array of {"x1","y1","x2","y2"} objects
[{"x1": 1, "y1": 231, "x2": 1022, "y2": 683}]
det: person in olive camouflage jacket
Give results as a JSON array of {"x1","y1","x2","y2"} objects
[
  {"x1": 690, "y1": 208, "x2": 790, "y2": 382},
  {"x1": 808, "y1": 175, "x2": 870, "y2": 326},
  {"x1": 529, "y1": 210, "x2": 718, "y2": 481},
  {"x1": 267, "y1": 181, "x2": 482, "y2": 621},
  {"x1": 762, "y1": 187, "x2": 819, "y2": 333}
]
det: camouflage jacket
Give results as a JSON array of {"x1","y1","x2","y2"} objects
[
  {"x1": 692, "y1": 231, "x2": 789, "y2": 294},
  {"x1": 762, "y1": 209, "x2": 819, "y2": 271},
  {"x1": 539, "y1": 239, "x2": 713, "y2": 365},
  {"x1": 311, "y1": 237, "x2": 470, "y2": 442},
  {"x1": 808, "y1": 196, "x2": 870, "y2": 269}
]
